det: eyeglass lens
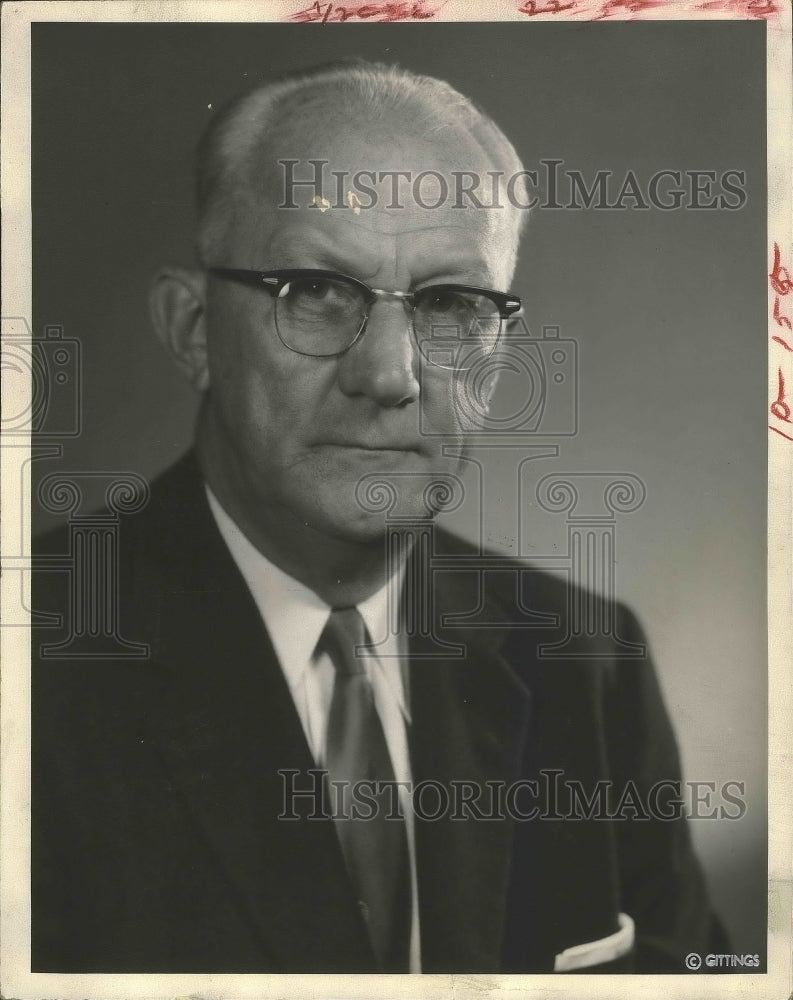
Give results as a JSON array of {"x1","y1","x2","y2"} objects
[{"x1": 274, "y1": 275, "x2": 501, "y2": 370}]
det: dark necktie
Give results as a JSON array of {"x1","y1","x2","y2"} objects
[{"x1": 321, "y1": 606, "x2": 411, "y2": 972}]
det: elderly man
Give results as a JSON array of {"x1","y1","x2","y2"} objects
[{"x1": 32, "y1": 60, "x2": 723, "y2": 974}]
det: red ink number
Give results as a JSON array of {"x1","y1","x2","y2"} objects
[
  {"x1": 773, "y1": 299, "x2": 792, "y2": 333},
  {"x1": 770, "y1": 367, "x2": 792, "y2": 424},
  {"x1": 770, "y1": 243, "x2": 793, "y2": 297},
  {"x1": 519, "y1": 0, "x2": 577, "y2": 14},
  {"x1": 698, "y1": 0, "x2": 780, "y2": 18},
  {"x1": 769, "y1": 244, "x2": 793, "y2": 331},
  {"x1": 592, "y1": 0, "x2": 663, "y2": 18},
  {"x1": 769, "y1": 368, "x2": 793, "y2": 441}
]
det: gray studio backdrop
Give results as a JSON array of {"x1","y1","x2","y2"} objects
[{"x1": 32, "y1": 21, "x2": 767, "y2": 957}]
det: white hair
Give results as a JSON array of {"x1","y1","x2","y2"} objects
[{"x1": 195, "y1": 60, "x2": 529, "y2": 276}]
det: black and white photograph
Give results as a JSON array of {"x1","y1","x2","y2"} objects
[{"x1": 1, "y1": 3, "x2": 791, "y2": 997}]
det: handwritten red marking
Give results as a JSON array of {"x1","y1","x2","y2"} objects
[
  {"x1": 591, "y1": 0, "x2": 664, "y2": 18},
  {"x1": 514, "y1": 0, "x2": 781, "y2": 17},
  {"x1": 697, "y1": 0, "x2": 779, "y2": 17},
  {"x1": 769, "y1": 247, "x2": 793, "y2": 442},
  {"x1": 773, "y1": 299, "x2": 792, "y2": 332},
  {"x1": 770, "y1": 367, "x2": 791, "y2": 424},
  {"x1": 287, "y1": 0, "x2": 437, "y2": 21},
  {"x1": 770, "y1": 243, "x2": 793, "y2": 296},
  {"x1": 519, "y1": 0, "x2": 577, "y2": 14}
]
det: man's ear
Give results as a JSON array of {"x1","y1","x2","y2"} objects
[{"x1": 149, "y1": 266, "x2": 210, "y2": 392}]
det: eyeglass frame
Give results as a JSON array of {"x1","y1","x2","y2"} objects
[{"x1": 208, "y1": 267, "x2": 522, "y2": 365}]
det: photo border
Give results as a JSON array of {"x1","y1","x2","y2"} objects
[{"x1": 2, "y1": 2, "x2": 790, "y2": 998}]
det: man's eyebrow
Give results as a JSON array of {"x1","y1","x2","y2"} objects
[
  {"x1": 416, "y1": 262, "x2": 492, "y2": 283},
  {"x1": 265, "y1": 231, "x2": 494, "y2": 283},
  {"x1": 268, "y1": 246, "x2": 379, "y2": 277},
  {"x1": 270, "y1": 256, "x2": 493, "y2": 287}
]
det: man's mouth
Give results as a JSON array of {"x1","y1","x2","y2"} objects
[{"x1": 317, "y1": 441, "x2": 421, "y2": 453}]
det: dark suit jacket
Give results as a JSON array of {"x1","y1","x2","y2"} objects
[{"x1": 32, "y1": 452, "x2": 724, "y2": 973}]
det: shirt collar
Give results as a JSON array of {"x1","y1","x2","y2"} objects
[{"x1": 205, "y1": 486, "x2": 408, "y2": 718}]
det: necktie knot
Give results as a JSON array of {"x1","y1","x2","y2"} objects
[{"x1": 321, "y1": 606, "x2": 367, "y2": 677}]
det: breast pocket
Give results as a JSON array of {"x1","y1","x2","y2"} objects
[{"x1": 554, "y1": 912, "x2": 635, "y2": 972}]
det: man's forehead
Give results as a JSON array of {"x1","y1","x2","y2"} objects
[
  {"x1": 259, "y1": 93, "x2": 486, "y2": 166},
  {"x1": 252, "y1": 154, "x2": 508, "y2": 243},
  {"x1": 245, "y1": 101, "x2": 499, "y2": 212},
  {"x1": 254, "y1": 200, "x2": 502, "y2": 238},
  {"x1": 237, "y1": 184, "x2": 512, "y2": 286},
  {"x1": 224, "y1": 100, "x2": 518, "y2": 279}
]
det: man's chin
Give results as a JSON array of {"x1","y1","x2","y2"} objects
[
  {"x1": 308, "y1": 497, "x2": 436, "y2": 544},
  {"x1": 300, "y1": 474, "x2": 442, "y2": 543}
]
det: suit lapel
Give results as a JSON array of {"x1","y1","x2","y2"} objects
[
  {"x1": 138, "y1": 457, "x2": 548, "y2": 973},
  {"x1": 407, "y1": 557, "x2": 533, "y2": 972},
  {"x1": 409, "y1": 559, "x2": 626, "y2": 974},
  {"x1": 142, "y1": 458, "x2": 374, "y2": 971}
]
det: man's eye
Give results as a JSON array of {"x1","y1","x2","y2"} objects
[
  {"x1": 284, "y1": 277, "x2": 360, "y2": 313},
  {"x1": 422, "y1": 290, "x2": 469, "y2": 314},
  {"x1": 291, "y1": 279, "x2": 337, "y2": 301}
]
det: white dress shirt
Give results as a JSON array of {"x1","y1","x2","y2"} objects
[{"x1": 206, "y1": 487, "x2": 421, "y2": 971}]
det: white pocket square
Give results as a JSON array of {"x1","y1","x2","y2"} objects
[{"x1": 553, "y1": 912, "x2": 635, "y2": 972}]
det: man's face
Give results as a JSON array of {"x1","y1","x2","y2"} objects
[{"x1": 201, "y1": 112, "x2": 514, "y2": 543}]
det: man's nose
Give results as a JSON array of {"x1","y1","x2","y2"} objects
[{"x1": 336, "y1": 297, "x2": 420, "y2": 407}]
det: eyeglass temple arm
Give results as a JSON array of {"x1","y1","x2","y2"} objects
[
  {"x1": 209, "y1": 268, "x2": 282, "y2": 293},
  {"x1": 503, "y1": 299, "x2": 523, "y2": 317}
]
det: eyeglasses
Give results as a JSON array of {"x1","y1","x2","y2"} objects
[{"x1": 209, "y1": 267, "x2": 522, "y2": 372}]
